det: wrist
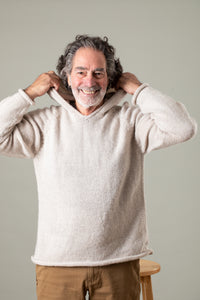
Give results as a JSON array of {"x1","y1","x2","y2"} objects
[
  {"x1": 24, "y1": 86, "x2": 38, "y2": 100},
  {"x1": 131, "y1": 82, "x2": 143, "y2": 95}
]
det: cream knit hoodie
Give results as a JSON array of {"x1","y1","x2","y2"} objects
[{"x1": 0, "y1": 83, "x2": 197, "y2": 266}]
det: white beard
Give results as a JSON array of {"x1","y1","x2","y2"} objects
[{"x1": 71, "y1": 87, "x2": 107, "y2": 108}]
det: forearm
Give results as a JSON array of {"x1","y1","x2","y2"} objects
[
  {"x1": 0, "y1": 89, "x2": 43, "y2": 159},
  {"x1": 133, "y1": 84, "x2": 197, "y2": 139},
  {"x1": 132, "y1": 84, "x2": 197, "y2": 154},
  {"x1": 0, "y1": 89, "x2": 34, "y2": 141}
]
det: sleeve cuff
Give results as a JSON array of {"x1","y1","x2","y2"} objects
[
  {"x1": 132, "y1": 83, "x2": 149, "y2": 105},
  {"x1": 18, "y1": 88, "x2": 35, "y2": 105}
]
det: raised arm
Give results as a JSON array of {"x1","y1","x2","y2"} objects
[
  {"x1": 117, "y1": 72, "x2": 197, "y2": 154},
  {"x1": 24, "y1": 71, "x2": 61, "y2": 101},
  {"x1": 0, "y1": 71, "x2": 63, "y2": 158}
]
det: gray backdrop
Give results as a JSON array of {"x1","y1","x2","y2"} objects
[{"x1": 0, "y1": 0, "x2": 199, "y2": 299}]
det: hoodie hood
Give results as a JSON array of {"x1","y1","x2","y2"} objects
[{"x1": 48, "y1": 85, "x2": 127, "y2": 118}]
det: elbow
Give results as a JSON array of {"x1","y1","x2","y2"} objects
[{"x1": 182, "y1": 119, "x2": 198, "y2": 142}]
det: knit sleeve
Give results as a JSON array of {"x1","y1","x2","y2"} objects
[
  {"x1": 0, "y1": 89, "x2": 49, "y2": 159},
  {"x1": 131, "y1": 84, "x2": 197, "y2": 154}
]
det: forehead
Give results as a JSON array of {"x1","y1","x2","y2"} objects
[{"x1": 72, "y1": 47, "x2": 106, "y2": 69}]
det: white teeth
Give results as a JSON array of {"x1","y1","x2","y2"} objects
[{"x1": 81, "y1": 89, "x2": 97, "y2": 95}]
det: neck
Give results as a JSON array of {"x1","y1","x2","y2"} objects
[{"x1": 75, "y1": 100, "x2": 104, "y2": 115}]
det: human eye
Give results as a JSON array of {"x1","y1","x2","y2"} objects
[
  {"x1": 77, "y1": 71, "x2": 86, "y2": 77},
  {"x1": 94, "y1": 71, "x2": 104, "y2": 78}
]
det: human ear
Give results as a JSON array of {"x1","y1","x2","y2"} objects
[{"x1": 67, "y1": 75, "x2": 71, "y2": 87}]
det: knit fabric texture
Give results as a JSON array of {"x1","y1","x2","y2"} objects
[{"x1": 0, "y1": 84, "x2": 197, "y2": 266}]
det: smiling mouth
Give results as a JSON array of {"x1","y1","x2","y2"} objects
[{"x1": 80, "y1": 89, "x2": 100, "y2": 95}]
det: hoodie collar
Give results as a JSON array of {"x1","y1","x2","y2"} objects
[{"x1": 48, "y1": 87, "x2": 127, "y2": 119}]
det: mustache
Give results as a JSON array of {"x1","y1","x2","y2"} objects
[{"x1": 77, "y1": 86, "x2": 101, "y2": 92}]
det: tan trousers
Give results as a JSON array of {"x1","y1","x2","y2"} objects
[{"x1": 36, "y1": 259, "x2": 140, "y2": 300}]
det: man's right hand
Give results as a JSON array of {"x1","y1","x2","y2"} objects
[{"x1": 24, "y1": 71, "x2": 61, "y2": 100}]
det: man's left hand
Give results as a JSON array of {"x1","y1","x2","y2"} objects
[{"x1": 116, "y1": 72, "x2": 142, "y2": 95}]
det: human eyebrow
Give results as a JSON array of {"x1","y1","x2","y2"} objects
[
  {"x1": 74, "y1": 67, "x2": 88, "y2": 71},
  {"x1": 74, "y1": 67, "x2": 105, "y2": 72},
  {"x1": 94, "y1": 68, "x2": 105, "y2": 72}
]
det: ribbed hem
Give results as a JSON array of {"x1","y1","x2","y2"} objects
[
  {"x1": 18, "y1": 89, "x2": 35, "y2": 105},
  {"x1": 132, "y1": 83, "x2": 149, "y2": 105},
  {"x1": 31, "y1": 249, "x2": 153, "y2": 267}
]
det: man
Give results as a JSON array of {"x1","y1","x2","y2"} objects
[{"x1": 0, "y1": 35, "x2": 197, "y2": 300}]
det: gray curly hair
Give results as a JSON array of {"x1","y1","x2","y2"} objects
[{"x1": 56, "y1": 34, "x2": 123, "y2": 90}]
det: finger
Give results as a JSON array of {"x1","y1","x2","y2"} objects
[
  {"x1": 48, "y1": 72, "x2": 61, "y2": 81},
  {"x1": 115, "y1": 81, "x2": 120, "y2": 90},
  {"x1": 116, "y1": 76, "x2": 125, "y2": 87},
  {"x1": 47, "y1": 71, "x2": 61, "y2": 81},
  {"x1": 51, "y1": 79, "x2": 60, "y2": 91}
]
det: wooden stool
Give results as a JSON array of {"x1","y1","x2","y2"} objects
[{"x1": 140, "y1": 259, "x2": 161, "y2": 300}]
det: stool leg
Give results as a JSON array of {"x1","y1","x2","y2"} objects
[{"x1": 140, "y1": 275, "x2": 153, "y2": 300}]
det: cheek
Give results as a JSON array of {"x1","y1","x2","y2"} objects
[
  {"x1": 71, "y1": 78, "x2": 82, "y2": 89},
  {"x1": 101, "y1": 78, "x2": 109, "y2": 90}
]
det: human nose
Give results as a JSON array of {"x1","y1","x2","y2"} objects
[{"x1": 83, "y1": 73, "x2": 96, "y2": 87}]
